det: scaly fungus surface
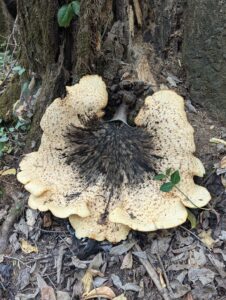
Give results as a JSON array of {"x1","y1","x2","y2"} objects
[{"x1": 17, "y1": 75, "x2": 211, "y2": 242}]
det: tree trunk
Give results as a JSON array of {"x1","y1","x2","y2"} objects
[
  {"x1": 183, "y1": 0, "x2": 226, "y2": 120},
  {"x1": 15, "y1": 0, "x2": 187, "y2": 151}
]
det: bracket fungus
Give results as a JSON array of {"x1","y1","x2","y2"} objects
[{"x1": 17, "y1": 75, "x2": 211, "y2": 242}]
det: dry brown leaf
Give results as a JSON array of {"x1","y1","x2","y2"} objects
[
  {"x1": 113, "y1": 294, "x2": 127, "y2": 300},
  {"x1": 89, "y1": 269, "x2": 104, "y2": 277},
  {"x1": 41, "y1": 286, "x2": 56, "y2": 300},
  {"x1": 120, "y1": 252, "x2": 133, "y2": 269},
  {"x1": 43, "y1": 212, "x2": 52, "y2": 227},
  {"x1": 0, "y1": 168, "x2": 17, "y2": 176},
  {"x1": 20, "y1": 239, "x2": 38, "y2": 253},
  {"x1": 198, "y1": 229, "x2": 217, "y2": 249},
  {"x1": 184, "y1": 292, "x2": 194, "y2": 300},
  {"x1": 83, "y1": 286, "x2": 116, "y2": 300},
  {"x1": 82, "y1": 270, "x2": 93, "y2": 294}
]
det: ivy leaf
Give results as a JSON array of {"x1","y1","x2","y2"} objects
[
  {"x1": 153, "y1": 174, "x2": 166, "y2": 181},
  {"x1": 186, "y1": 209, "x2": 197, "y2": 229},
  {"x1": 160, "y1": 182, "x2": 174, "y2": 192},
  {"x1": 170, "y1": 170, "x2": 181, "y2": 185},
  {"x1": 71, "y1": 1, "x2": 80, "y2": 16},
  {"x1": 57, "y1": 4, "x2": 74, "y2": 28}
]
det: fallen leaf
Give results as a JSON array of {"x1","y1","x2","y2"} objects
[
  {"x1": 184, "y1": 292, "x2": 194, "y2": 300},
  {"x1": 15, "y1": 288, "x2": 39, "y2": 300},
  {"x1": 37, "y1": 274, "x2": 48, "y2": 289},
  {"x1": 90, "y1": 252, "x2": 104, "y2": 269},
  {"x1": 56, "y1": 291, "x2": 70, "y2": 300},
  {"x1": 199, "y1": 230, "x2": 217, "y2": 249},
  {"x1": 57, "y1": 245, "x2": 66, "y2": 284},
  {"x1": 120, "y1": 252, "x2": 133, "y2": 270},
  {"x1": 186, "y1": 209, "x2": 197, "y2": 229},
  {"x1": 111, "y1": 274, "x2": 123, "y2": 289},
  {"x1": 83, "y1": 286, "x2": 116, "y2": 300},
  {"x1": 185, "y1": 100, "x2": 197, "y2": 114},
  {"x1": 188, "y1": 268, "x2": 215, "y2": 285},
  {"x1": 219, "y1": 230, "x2": 226, "y2": 241},
  {"x1": 110, "y1": 241, "x2": 135, "y2": 256},
  {"x1": 43, "y1": 212, "x2": 52, "y2": 228},
  {"x1": 17, "y1": 268, "x2": 31, "y2": 290},
  {"x1": 111, "y1": 274, "x2": 140, "y2": 292},
  {"x1": 89, "y1": 268, "x2": 104, "y2": 277},
  {"x1": 113, "y1": 294, "x2": 127, "y2": 300},
  {"x1": 123, "y1": 283, "x2": 140, "y2": 292},
  {"x1": 41, "y1": 286, "x2": 56, "y2": 300},
  {"x1": 93, "y1": 277, "x2": 108, "y2": 287},
  {"x1": 82, "y1": 270, "x2": 93, "y2": 294},
  {"x1": 71, "y1": 256, "x2": 87, "y2": 269},
  {"x1": 20, "y1": 239, "x2": 38, "y2": 254},
  {"x1": 121, "y1": 252, "x2": 133, "y2": 269},
  {"x1": 132, "y1": 251, "x2": 147, "y2": 260},
  {"x1": 26, "y1": 208, "x2": 38, "y2": 228},
  {"x1": 207, "y1": 254, "x2": 226, "y2": 278},
  {"x1": 9, "y1": 233, "x2": 21, "y2": 252},
  {"x1": 0, "y1": 168, "x2": 16, "y2": 176},
  {"x1": 15, "y1": 218, "x2": 29, "y2": 238}
]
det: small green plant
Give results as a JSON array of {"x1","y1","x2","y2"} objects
[
  {"x1": 154, "y1": 168, "x2": 180, "y2": 192},
  {"x1": 0, "y1": 119, "x2": 29, "y2": 157},
  {"x1": 57, "y1": 1, "x2": 80, "y2": 28},
  {"x1": 12, "y1": 65, "x2": 26, "y2": 76}
]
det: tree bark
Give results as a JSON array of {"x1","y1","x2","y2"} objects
[
  {"x1": 183, "y1": 0, "x2": 226, "y2": 120},
  {"x1": 14, "y1": 0, "x2": 186, "y2": 150}
]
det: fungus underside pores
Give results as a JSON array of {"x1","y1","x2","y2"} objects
[{"x1": 17, "y1": 75, "x2": 211, "y2": 243}]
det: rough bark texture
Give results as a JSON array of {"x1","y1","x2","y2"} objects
[
  {"x1": 0, "y1": 0, "x2": 13, "y2": 44},
  {"x1": 17, "y1": 0, "x2": 75, "y2": 150},
  {"x1": 183, "y1": 0, "x2": 226, "y2": 119},
  {"x1": 0, "y1": 75, "x2": 21, "y2": 121}
]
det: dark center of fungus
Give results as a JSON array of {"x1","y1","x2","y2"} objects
[{"x1": 63, "y1": 103, "x2": 159, "y2": 190}]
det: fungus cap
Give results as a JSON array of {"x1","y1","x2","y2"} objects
[{"x1": 17, "y1": 76, "x2": 211, "y2": 242}]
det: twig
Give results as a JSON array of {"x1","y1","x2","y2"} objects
[
  {"x1": 156, "y1": 253, "x2": 173, "y2": 294},
  {"x1": 4, "y1": 255, "x2": 31, "y2": 268},
  {"x1": 3, "y1": 16, "x2": 18, "y2": 70},
  {"x1": 0, "y1": 59, "x2": 17, "y2": 88},
  {"x1": 180, "y1": 225, "x2": 212, "y2": 253},
  {"x1": 0, "y1": 197, "x2": 25, "y2": 254},
  {"x1": 56, "y1": 245, "x2": 66, "y2": 284},
  {"x1": 135, "y1": 244, "x2": 171, "y2": 300}
]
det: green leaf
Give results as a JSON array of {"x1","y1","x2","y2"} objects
[
  {"x1": 57, "y1": 4, "x2": 74, "y2": 27},
  {"x1": 170, "y1": 170, "x2": 181, "y2": 185},
  {"x1": 186, "y1": 209, "x2": 197, "y2": 229},
  {"x1": 12, "y1": 65, "x2": 26, "y2": 75},
  {"x1": 160, "y1": 182, "x2": 174, "y2": 192},
  {"x1": 0, "y1": 142, "x2": 4, "y2": 151},
  {"x1": 153, "y1": 174, "x2": 166, "y2": 181},
  {"x1": 71, "y1": 1, "x2": 80, "y2": 16},
  {"x1": 0, "y1": 135, "x2": 8, "y2": 142},
  {"x1": 166, "y1": 168, "x2": 172, "y2": 177}
]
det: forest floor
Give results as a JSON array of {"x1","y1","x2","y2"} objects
[
  {"x1": 1, "y1": 75, "x2": 226, "y2": 300},
  {"x1": 1, "y1": 23, "x2": 226, "y2": 299}
]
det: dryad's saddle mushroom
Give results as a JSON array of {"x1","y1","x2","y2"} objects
[{"x1": 17, "y1": 75, "x2": 211, "y2": 242}]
